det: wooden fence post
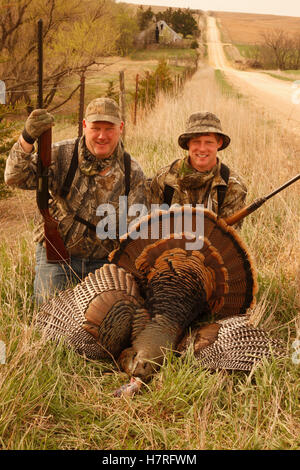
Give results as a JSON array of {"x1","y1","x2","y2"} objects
[
  {"x1": 145, "y1": 70, "x2": 150, "y2": 107},
  {"x1": 133, "y1": 73, "x2": 139, "y2": 125},
  {"x1": 119, "y1": 70, "x2": 126, "y2": 141},
  {"x1": 78, "y1": 72, "x2": 85, "y2": 137}
]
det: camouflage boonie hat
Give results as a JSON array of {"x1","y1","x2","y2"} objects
[
  {"x1": 85, "y1": 97, "x2": 122, "y2": 125},
  {"x1": 178, "y1": 112, "x2": 231, "y2": 151}
]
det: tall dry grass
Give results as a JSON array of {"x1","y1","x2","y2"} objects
[
  {"x1": 0, "y1": 65, "x2": 299, "y2": 450},
  {"x1": 126, "y1": 65, "x2": 300, "y2": 330}
]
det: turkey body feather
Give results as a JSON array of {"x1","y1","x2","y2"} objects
[
  {"x1": 177, "y1": 316, "x2": 286, "y2": 371},
  {"x1": 36, "y1": 207, "x2": 284, "y2": 381}
]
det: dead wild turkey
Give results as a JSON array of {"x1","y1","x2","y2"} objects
[
  {"x1": 37, "y1": 263, "x2": 150, "y2": 361},
  {"x1": 36, "y1": 207, "x2": 285, "y2": 381}
]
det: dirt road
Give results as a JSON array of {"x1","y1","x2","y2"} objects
[{"x1": 206, "y1": 16, "x2": 300, "y2": 138}]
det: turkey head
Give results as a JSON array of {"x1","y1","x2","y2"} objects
[{"x1": 109, "y1": 206, "x2": 258, "y2": 380}]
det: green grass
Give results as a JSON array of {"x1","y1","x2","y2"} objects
[
  {"x1": 256, "y1": 271, "x2": 299, "y2": 333},
  {"x1": 0, "y1": 227, "x2": 298, "y2": 449},
  {"x1": 129, "y1": 47, "x2": 198, "y2": 62},
  {"x1": 1, "y1": 258, "x2": 299, "y2": 450},
  {"x1": 214, "y1": 69, "x2": 244, "y2": 100},
  {"x1": 283, "y1": 70, "x2": 300, "y2": 76},
  {"x1": 262, "y1": 72, "x2": 295, "y2": 82},
  {"x1": 1, "y1": 63, "x2": 299, "y2": 450},
  {"x1": 234, "y1": 43, "x2": 259, "y2": 59},
  {"x1": 262, "y1": 71, "x2": 300, "y2": 82}
]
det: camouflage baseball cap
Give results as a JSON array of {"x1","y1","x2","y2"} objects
[
  {"x1": 178, "y1": 112, "x2": 231, "y2": 151},
  {"x1": 84, "y1": 97, "x2": 122, "y2": 125}
]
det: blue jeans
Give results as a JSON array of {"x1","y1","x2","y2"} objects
[{"x1": 34, "y1": 243, "x2": 108, "y2": 305}]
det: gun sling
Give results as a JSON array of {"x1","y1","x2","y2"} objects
[
  {"x1": 60, "y1": 139, "x2": 131, "y2": 233},
  {"x1": 163, "y1": 162, "x2": 230, "y2": 212}
]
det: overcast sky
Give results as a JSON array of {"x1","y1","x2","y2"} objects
[{"x1": 119, "y1": 0, "x2": 300, "y2": 18}]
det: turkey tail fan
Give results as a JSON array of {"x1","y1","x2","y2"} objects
[
  {"x1": 109, "y1": 206, "x2": 257, "y2": 318},
  {"x1": 177, "y1": 316, "x2": 286, "y2": 371},
  {"x1": 202, "y1": 212, "x2": 258, "y2": 317},
  {"x1": 36, "y1": 264, "x2": 146, "y2": 360},
  {"x1": 108, "y1": 207, "x2": 188, "y2": 277}
]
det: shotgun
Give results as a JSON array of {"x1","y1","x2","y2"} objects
[
  {"x1": 224, "y1": 173, "x2": 300, "y2": 226},
  {"x1": 36, "y1": 19, "x2": 69, "y2": 263}
]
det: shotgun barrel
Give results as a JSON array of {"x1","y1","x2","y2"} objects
[
  {"x1": 224, "y1": 173, "x2": 300, "y2": 226},
  {"x1": 36, "y1": 19, "x2": 69, "y2": 263},
  {"x1": 37, "y1": 19, "x2": 51, "y2": 209}
]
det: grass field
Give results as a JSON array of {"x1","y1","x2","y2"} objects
[
  {"x1": 1, "y1": 64, "x2": 299, "y2": 450},
  {"x1": 214, "y1": 11, "x2": 300, "y2": 71},
  {"x1": 214, "y1": 11, "x2": 300, "y2": 45},
  {"x1": 234, "y1": 44, "x2": 260, "y2": 59},
  {"x1": 262, "y1": 70, "x2": 300, "y2": 81},
  {"x1": 214, "y1": 69, "x2": 244, "y2": 99}
]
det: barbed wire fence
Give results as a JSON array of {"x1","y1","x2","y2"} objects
[
  {"x1": 0, "y1": 54, "x2": 198, "y2": 196},
  {"x1": 0, "y1": 54, "x2": 199, "y2": 134}
]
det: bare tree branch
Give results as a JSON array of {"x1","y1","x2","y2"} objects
[
  {"x1": 0, "y1": 0, "x2": 137, "y2": 110},
  {"x1": 48, "y1": 83, "x2": 81, "y2": 112},
  {"x1": 261, "y1": 29, "x2": 293, "y2": 70}
]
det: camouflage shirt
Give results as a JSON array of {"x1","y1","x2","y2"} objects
[
  {"x1": 150, "y1": 156, "x2": 247, "y2": 228},
  {"x1": 5, "y1": 137, "x2": 148, "y2": 259}
]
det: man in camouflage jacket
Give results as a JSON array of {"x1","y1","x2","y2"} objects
[
  {"x1": 5, "y1": 98, "x2": 148, "y2": 304},
  {"x1": 150, "y1": 112, "x2": 247, "y2": 226}
]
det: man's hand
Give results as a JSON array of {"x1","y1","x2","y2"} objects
[{"x1": 22, "y1": 109, "x2": 54, "y2": 144}]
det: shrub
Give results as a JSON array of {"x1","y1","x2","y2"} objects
[{"x1": 136, "y1": 59, "x2": 173, "y2": 107}]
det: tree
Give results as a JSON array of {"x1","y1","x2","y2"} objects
[
  {"x1": 136, "y1": 6, "x2": 154, "y2": 31},
  {"x1": 156, "y1": 7, "x2": 173, "y2": 25},
  {"x1": 0, "y1": 0, "x2": 132, "y2": 113},
  {"x1": 137, "y1": 60, "x2": 173, "y2": 107},
  {"x1": 115, "y1": 4, "x2": 139, "y2": 56},
  {"x1": 155, "y1": 8, "x2": 199, "y2": 38},
  {"x1": 261, "y1": 29, "x2": 293, "y2": 70},
  {"x1": 171, "y1": 9, "x2": 199, "y2": 38},
  {"x1": 290, "y1": 34, "x2": 300, "y2": 69}
]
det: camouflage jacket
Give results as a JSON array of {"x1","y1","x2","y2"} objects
[
  {"x1": 5, "y1": 137, "x2": 148, "y2": 259},
  {"x1": 150, "y1": 156, "x2": 247, "y2": 228}
]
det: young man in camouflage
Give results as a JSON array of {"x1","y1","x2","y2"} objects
[
  {"x1": 150, "y1": 112, "x2": 247, "y2": 226},
  {"x1": 5, "y1": 98, "x2": 148, "y2": 304}
]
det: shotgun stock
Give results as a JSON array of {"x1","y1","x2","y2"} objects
[
  {"x1": 36, "y1": 19, "x2": 69, "y2": 263},
  {"x1": 224, "y1": 173, "x2": 300, "y2": 226}
]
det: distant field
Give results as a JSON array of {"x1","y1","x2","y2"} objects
[
  {"x1": 129, "y1": 47, "x2": 198, "y2": 62},
  {"x1": 214, "y1": 11, "x2": 300, "y2": 44}
]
